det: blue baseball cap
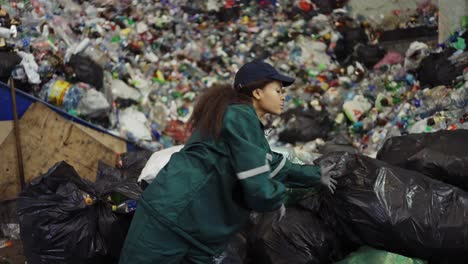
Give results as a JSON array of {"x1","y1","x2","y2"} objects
[{"x1": 234, "y1": 60, "x2": 295, "y2": 90}]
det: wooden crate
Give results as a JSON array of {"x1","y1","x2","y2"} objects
[{"x1": 0, "y1": 103, "x2": 126, "y2": 201}]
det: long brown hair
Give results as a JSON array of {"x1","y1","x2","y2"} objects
[{"x1": 189, "y1": 79, "x2": 272, "y2": 139}]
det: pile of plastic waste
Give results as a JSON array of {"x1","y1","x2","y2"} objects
[
  {"x1": 0, "y1": 0, "x2": 465, "y2": 158},
  {"x1": 3, "y1": 2, "x2": 467, "y2": 263}
]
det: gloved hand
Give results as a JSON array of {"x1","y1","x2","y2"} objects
[
  {"x1": 320, "y1": 163, "x2": 339, "y2": 194},
  {"x1": 278, "y1": 204, "x2": 286, "y2": 222}
]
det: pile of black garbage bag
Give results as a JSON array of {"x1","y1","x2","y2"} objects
[
  {"x1": 377, "y1": 129, "x2": 468, "y2": 190},
  {"x1": 17, "y1": 151, "x2": 151, "y2": 264},
  {"x1": 297, "y1": 130, "x2": 468, "y2": 264},
  {"x1": 218, "y1": 206, "x2": 355, "y2": 264},
  {"x1": 222, "y1": 130, "x2": 468, "y2": 264},
  {"x1": 18, "y1": 131, "x2": 468, "y2": 264}
]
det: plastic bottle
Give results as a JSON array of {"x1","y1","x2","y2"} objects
[
  {"x1": 112, "y1": 199, "x2": 137, "y2": 214},
  {"x1": 82, "y1": 192, "x2": 96, "y2": 206},
  {"x1": 39, "y1": 79, "x2": 86, "y2": 112}
]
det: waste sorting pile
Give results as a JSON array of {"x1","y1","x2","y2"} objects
[
  {"x1": 0, "y1": 0, "x2": 464, "y2": 157},
  {"x1": 2, "y1": 0, "x2": 468, "y2": 263}
]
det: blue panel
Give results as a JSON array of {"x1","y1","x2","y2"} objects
[
  {"x1": 0, "y1": 81, "x2": 137, "y2": 151},
  {"x1": 0, "y1": 82, "x2": 33, "y2": 121}
]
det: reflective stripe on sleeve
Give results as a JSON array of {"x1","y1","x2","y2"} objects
[
  {"x1": 266, "y1": 153, "x2": 273, "y2": 161},
  {"x1": 237, "y1": 164, "x2": 270, "y2": 180},
  {"x1": 270, "y1": 154, "x2": 286, "y2": 178}
]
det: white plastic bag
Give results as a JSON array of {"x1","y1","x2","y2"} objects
[
  {"x1": 111, "y1": 79, "x2": 141, "y2": 102},
  {"x1": 17, "y1": 51, "x2": 41, "y2": 84},
  {"x1": 76, "y1": 88, "x2": 110, "y2": 117},
  {"x1": 119, "y1": 107, "x2": 152, "y2": 141},
  {"x1": 404, "y1": 41, "x2": 429, "y2": 71},
  {"x1": 138, "y1": 145, "x2": 184, "y2": 184},
  {"x1": 343, "y1": 95, "x2": 372, "y2": 123}
]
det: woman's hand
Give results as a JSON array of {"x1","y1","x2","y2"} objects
[{"x1": 320, "y1": 164, "x2": 339, "y2": 194}]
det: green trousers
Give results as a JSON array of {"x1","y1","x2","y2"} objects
[{"x1": 119, "y1": 205, "x2": 216, "y2": 264}]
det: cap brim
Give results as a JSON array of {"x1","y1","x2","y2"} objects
[{"x1": 270, "y1": 73, "x2": 295, "y2": 87}]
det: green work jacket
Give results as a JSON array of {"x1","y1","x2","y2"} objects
[{"x1": 140, "y1": 104, "x2": 321, "y2": 255}]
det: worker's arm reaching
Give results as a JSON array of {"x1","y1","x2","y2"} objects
[{"x1": 224, "y1": 109, "x2": 287, "y2": 212}]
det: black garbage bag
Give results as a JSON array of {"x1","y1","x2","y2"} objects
[
  {"x1": 248, "y1": 207, "x2": 350, "y2": 264},
  {"x1": 95, "y1": 161, "x2": 142, "y2": 205},
  {"x1": 216, "y1": 5, "x2": 241, "y2": 22},
  {"x1": 416, "y1": 51, "x2": 463, "y2": 87},
  {"x1": 304, "y1": 152, "x2": 468, "y2": 263},
  {"x1": 353, "y1": 44, "x2": 386, "y2": 69},
  {"x1": 217, "y1": 233, "x2": 249, "y2": 264},
  {"x1": 460, "y1": 31, "x2": 468, "y2": 52},
  {"x1": 313, "y1": 0, "x2": 350, "y2": 14},
  {"x1": 312, "y1": 0, "x2": 334, "y2": 14},
  {"x1": 279, "y1": 108, "x2": 332, "y2": 144},
  {"x1": 320, "y1": 143, "x2": 356, "y2": 155},
  {"x1": 95, "y1": 161, "x2": 143, "y2": 261},
  {"x1": 377, "y1": 130, "x2": 468, "y2": 191},
  {"x1": 0, "y1": 51, "x2": 21, "y2": 81},
  {"x1": 18, "y1": 161, "x2": 143, "y2": 264},
  {"x1": 17, "y1": 162, "x2": 104, "y2": 264},
  {"x1": 320, "y1": 133, "x2": 357, "y2": 155},
  {"x1": 67, "y1": 54, "x2": 104, "y2": 90},
  {"x1": 0, "y1": 199, "x2": 17, "y2": 225},
  {"x1": 114, "y1": 98, "x2": 140, "y2": 108},
  {"x1": 96, "y1": 201, "x2": 133, "y2": 262},
  {"x1": 0, "y1": 199, "x2": 19, "y2": 239},
  {"x1": 249, "y1": 44, "x2": 271, "y2": 60},
  {"x1": 334, "y1": 27, "x2": 368, "y2": 65},
  {"x1": 97, "y1": 161, "x2": 124, "y2": 183},
  {"x1": 119, "y1": 150, "x2": 153, "y2": 179}
]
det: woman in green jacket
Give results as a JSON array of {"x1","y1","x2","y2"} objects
[{"x1": 119, "y1": 60, "x2": 338, "y2": 264}]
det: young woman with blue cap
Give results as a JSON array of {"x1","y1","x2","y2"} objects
[{"x1": 119, "y1": 60, "x2": 338, "y2": 264}]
